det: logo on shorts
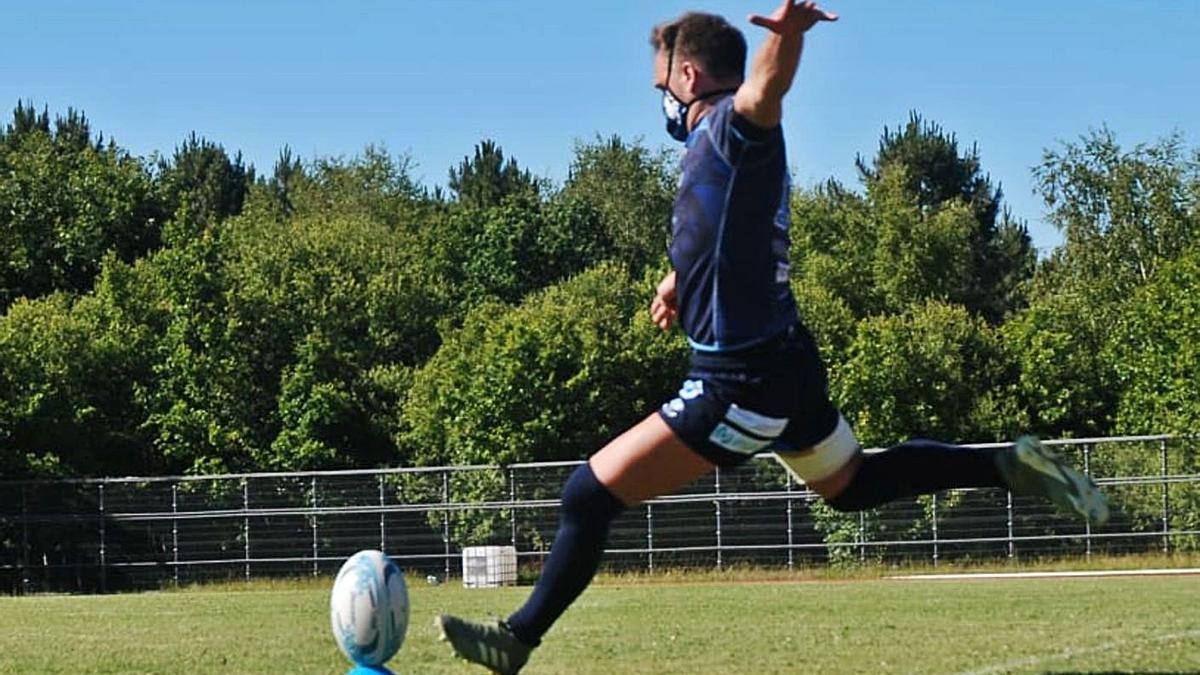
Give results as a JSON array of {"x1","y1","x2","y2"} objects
[
  {"x1": 661, "y1": 397, "x2": 685, "y2": 418},
  {"x1": 707, "y1": 404, "x2": 790, "y2": 455},
  {"x1": 661, "y1": 380, "x2": 704, "y2": 419}
]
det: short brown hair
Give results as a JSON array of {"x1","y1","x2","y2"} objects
[{"x1": 650, "y1": 12, "x2": 746, "y2": 81}]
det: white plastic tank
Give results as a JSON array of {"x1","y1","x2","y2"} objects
[{"x1": 461, "y1": 545, "x2": 518, "y2": 588}]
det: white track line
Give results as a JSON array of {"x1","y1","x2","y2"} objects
[
  {"x1": 955, "y1": 628, "x2": 1200, "y2": 675},
  {"x1": 889, "y1": 567, "x2": 1200, "y2": 581}
]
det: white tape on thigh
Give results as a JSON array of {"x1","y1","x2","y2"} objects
[{"x1": 774, "y1": 415, "x2": 859, "y2": 482}]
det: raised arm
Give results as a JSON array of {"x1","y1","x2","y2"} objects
[{"x1": 733, "y1": 1, "x2": 837, "y2": 129}]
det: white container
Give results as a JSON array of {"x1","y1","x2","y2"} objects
[{"x1": 461, "y1": 545, "x2": 518, "y2": 588}]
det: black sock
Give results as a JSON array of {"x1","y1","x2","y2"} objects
[
  {"x1": 827, "y1": 439, "x2": 1005, "y2": 512},
  {"x1": 506, "y1": 463, "x2": 625, "y2": 646}
]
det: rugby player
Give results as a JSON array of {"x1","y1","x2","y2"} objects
[{"x1": 438, "y1": 4, "x2": 1107, "y2": 672}]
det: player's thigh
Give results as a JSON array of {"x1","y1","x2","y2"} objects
[{"x1": 589, "y1": 412, "x2": 715, "y2": 507}]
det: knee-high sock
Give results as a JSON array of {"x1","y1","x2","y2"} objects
[
  {"x1": 827, "y1": 439, "x2": 1005, "y2": 512},
  {"x1": 506, "y1": 463, "x2": 625, "y2": 646}
]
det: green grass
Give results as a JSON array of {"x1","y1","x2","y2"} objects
[{"x1": 2, "y1": 570, "x2": 1199, "y2": 674}]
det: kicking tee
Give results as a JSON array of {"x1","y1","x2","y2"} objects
[{"x1": 670, "y1": 95, "x2": 798, "y2": 353}]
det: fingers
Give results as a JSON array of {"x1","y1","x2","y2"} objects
[
  {"x1": 805, "y1": 1, "x2": 838, "y2": 21},
  {"x1": 650, "y1": 296, "x2": 677, "y2": 331},
  {"x1": 751, "y1": 1, "x2": 837, "y2": 29},
  {"x1": 801, "y1": 1, "x2": 838, "y2": 22}
]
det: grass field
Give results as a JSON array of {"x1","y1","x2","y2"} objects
[{"x1": 2, "y1": 569, "x2": 1199, "y2": 674}]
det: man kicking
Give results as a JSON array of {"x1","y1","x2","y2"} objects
[{"x1": 437, "y1": 3, "x2": 1108, "y2": 673}]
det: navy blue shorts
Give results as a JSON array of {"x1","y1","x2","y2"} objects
[{"x1": 658, "y1": 323, "x2": 841, "y2": 468}]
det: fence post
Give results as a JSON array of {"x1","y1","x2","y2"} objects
[
  {"x1": 311, "y1": 475, "x2": 319, "y2": 576},
  {"x1": 714, "y1": 468, "x2": 723, "y2": 570},
  {"x1": 242, "y1": 478, "x2": 250, "y2": 581},
  {"x1": 1083, "y1": 444, "x2": 1093, "y2": 559},
  {"x1": 171, "y1": 482, "x2": 179, "y2": 587},
  {"x1": 378, "y1": 474, "x2": 386, "y2": 552},
  {"x1": 931, "y1": 493, "x2": 939, "y2": 567},
  {"x1": 1006, "y1": 490, "x2": 1014, "y2": 559},
  {"x1": 785, "y1": 471, "x2": 794, "y2": 571},
  {"x1": 509, "y1": 468, "x2": 518, "y2": 549},
  {"x1": 1161, "y1": 438, "x2": 1171, "y2": 554},
  {"x1": 20, "y1": 484, "x2": 29, "y2": 592},
  {"x1": 858, "y1": 511, "x2": 866, "y2": 562},
  {"x1": 98, "y1": 482, "x2": 107, "y2": 593},
  {"x1": 646, "y1": 502, "x2": 654, "y2": 574},
  {"x1": 443, "y1": 471, "x2": 451, "y2": 580}
]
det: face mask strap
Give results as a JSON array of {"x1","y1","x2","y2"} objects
[{"x1": 664, "y1": 47, "x2": 737, "y2": 107}]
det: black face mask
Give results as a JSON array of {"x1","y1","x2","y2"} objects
[{"x1": 659, "y1": 47, "x2": 736, "y2": 143}]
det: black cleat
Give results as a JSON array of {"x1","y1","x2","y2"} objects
[
  {"x1": 435, "y1": 614, "x2": 533, "y2": 674},
  {"x1": 998, "y1": 435, "x2": 1109, "y2": 524}
]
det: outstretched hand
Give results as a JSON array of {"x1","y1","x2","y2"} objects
[{"x1": 749, "y1": 0, "x2": 838, "y2": 35}]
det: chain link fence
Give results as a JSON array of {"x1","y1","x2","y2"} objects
[{"x1": 2, "y1": 435, "x2": 1197, "y2": 593}]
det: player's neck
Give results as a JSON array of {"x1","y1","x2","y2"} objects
[
  {"x1": 685, "y1": 83, "x2": 738, "y2": 134},
  {"x1": 687, "y1": 99, "x2": 715, "y2": 134}
]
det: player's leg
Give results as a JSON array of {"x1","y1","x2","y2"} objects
[
  {"x1": 588, "y1": 411, "x2": 715, "y2": 503},
  {"x1": 437, "y1": 413, "x2": 712, "y2": 673},
  {"x1": 776, "y1": 415, "x2": 1008, "y2": 508},
  {"x1": 505, "y1": 413, "x2": 711, "y2": 643},
  {"x1": 772, "y1": 325, "x2": 1106, "y2": 521},
  {"x1": 780, "y1": 425, "x2": 1107, "y2": 522},
  {"x1": 770, "y1": 326, "x2": 1008, "y2": 504}
]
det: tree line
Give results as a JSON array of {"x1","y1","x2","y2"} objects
[{"x1": 1, "y1": 101, "x2": 1198, "y2": 482}]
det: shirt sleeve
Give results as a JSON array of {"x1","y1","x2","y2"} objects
[{"x1": 704, "y1": 96, "x2": 783, "y2": 168}]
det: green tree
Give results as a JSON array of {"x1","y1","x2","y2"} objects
[
  {"x1": 559, "y1": 135, "x2": 676, "y2": 272},
  {"x1": 135, "y1": 224, "x2": 259, "y2": 475},
  {"x1": 399, "y1": 263, "x2": 686, "y2": 543},
  {"x1": 867, "y1": 166, "x2": 977, "y2": 313},
  {"x1": 400, "y1": 263, "x2": 686, "y2": 468},
  {"x1": 156, "y1": 133, "x2": 252, "y2": 242},
  {"x1": 1109, "y1": 246, "x2": 1200, "y2": 436},
  {"x1": 1001, "y1": 283, "x2": 1117, "y2": 438},
  {"x1": 1099, "y1": 249, "x2": 1200, "y2": 549},
  {"x1": 789, "y1": 276, "x2": 856, "y2": 368},
  {"x1": 214, "y1": 210, "x2": 440, "y2": 471},
  {"x1": 447, "y1": 140, "x2": 539, "y2": 208},
  {"x1": 1033, "y1": 127, "x2": 1199, "y2": 301},
  {"x1": 789, "y1": 180, "x2": 879, "y2": 317},
  {"x1": 0, "y1": 263, "x2": 157, "y2": 478},
  {"x1": 1010, "y1": 128, "x2": 1200, "y2": 439},
  {"x1": 833, "y1": 300, "x2": 1016, "y2": 447},
  {"x1": 857, "y1": 113, "x2": 1035, "y2": 321},
  {"x1": 421, "y1": 193, "x2": 609, "y2": 317},
  {"x1": 244, "y1": 145, "x2": 427, "y2": 229},
  {"x1": 0, "y1": 103, "x2": 160, "y2": 311}
]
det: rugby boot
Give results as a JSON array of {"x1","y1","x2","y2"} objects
[
  {"x1": 436, "y1": 614, "x2": 533, "y2": 675},
  {"x1": 997, "y1": 435, "x2": 1109, "y2": 525}
]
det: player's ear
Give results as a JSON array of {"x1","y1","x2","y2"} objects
[{"x1": 679, "y1": 60, "x2": 700, "y2": 95}]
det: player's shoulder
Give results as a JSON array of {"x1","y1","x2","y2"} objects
[
  {"x1": 699, "y1": 95, "x2": 782, "y2": 167},
  {"x1": 704, "y1": 94, "x2": 738, "y2": 128}
]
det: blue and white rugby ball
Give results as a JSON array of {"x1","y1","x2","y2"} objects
[{"x1": 330, "y1": 550, "x2": 410, "y2": 667}]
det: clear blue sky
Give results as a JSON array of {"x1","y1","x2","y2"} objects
[{"x1": 3, "y1": 1, "x2": 1198, "y2": 254}]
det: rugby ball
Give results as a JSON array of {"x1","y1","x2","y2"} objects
[{"x1": 330, "y1": 550, "x2": 410, "y2": 667}]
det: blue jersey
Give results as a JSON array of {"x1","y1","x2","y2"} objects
[{"x1": 670, "y1": 95, "x2": 799, "y2": 353}]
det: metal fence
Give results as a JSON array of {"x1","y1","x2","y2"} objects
[{"x1": 1, "y1": 435, "x2": 1197, "y2": 593}]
